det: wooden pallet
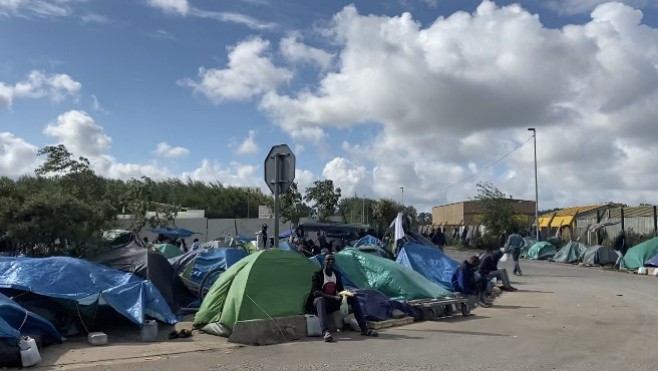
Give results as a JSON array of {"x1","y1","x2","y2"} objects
[
  {"x1": 367, "y1": 316, "x2": 414, "y2": 330},
  {"x1": 407, "y1": 297, "x2": 471, "y2": 320}
]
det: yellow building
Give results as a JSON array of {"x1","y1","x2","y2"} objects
[{"x1": 432, "y1": 199, "x2": 536, "y2": 228}]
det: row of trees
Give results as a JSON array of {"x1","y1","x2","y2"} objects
[{"x1": 0, "y1": 145, "x2": 425, "y2": 256}]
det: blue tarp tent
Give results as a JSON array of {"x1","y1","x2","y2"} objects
[
  {"x1": 279, "y1": 228, "x2": 294, "y2": 239},
  {"x1": 396, "y1": 243, "x2": 459, "y2": 291},
  {"x1": 0, "y1": 292, "x2": 62, "y2": 343},
  {"x1": 185, "y1": 249, "x2": 248, "y2": 285},
  {"x1": 352, "y1": 289, "x2": 392, "y2": 321},
  {"x1": 353, "y1": 235, "x2": 381, "y2": 248},
  {"x1": 0, "y1": 257, "x2": 177, "y2": 325}
]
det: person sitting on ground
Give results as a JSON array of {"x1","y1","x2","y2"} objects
[
  {"x1": 307, "y1": 253, "x2": 378, "y2": 342},
  {"x1": 504, "y1": 231, "x2": 525, "y2": 276},
  {"x1": 479, "y1": 247, "x2": 517, "y2": 292},
  {"x1": 452, "y1": 256, "x2": 490, "y2": 308}
]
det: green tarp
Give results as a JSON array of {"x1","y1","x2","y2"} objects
[
  {"x1": 520, "y1": 238, "x2": 537, "y2": 259},
  {"x1": 622, "y1": 237, "x2": 658, "y2": 270},
  {"x1": 153, "y1": 243, "x2": 184, "y2": 259},
  {"x1": 194, "y1": 250, "x2": 317, "y2": 332},
  {"x1": 526, "y1": 242, "x2": 557, "y2": 260},
  {"x1": 552, "y1": 241, "x2": 587, "y2": 264},
  {"x1": 335, "y1": 249, "x2": 451, "y2": 300}
]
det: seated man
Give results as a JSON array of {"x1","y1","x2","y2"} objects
[
  {"x1": 307, "y1": 254, "x2": 378, "y2": 342},
  {"x1": 452, "y1": 256, "x2": 490, "y2": 308},
  {"x1": 479, "y1": 247, "x2": 517, "y2": 292}
]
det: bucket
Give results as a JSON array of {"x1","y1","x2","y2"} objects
[
  {"x1": 141, "y1": 320, "x2": 158, "y2": 342},
  {"x1": 18, "y1": 336, "x2": 41, "y2": 367},
  {"x1": 305, "y1": 314, "x2": 321, "y2": 337}
]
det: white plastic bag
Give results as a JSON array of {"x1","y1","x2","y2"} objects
[
  {"x1": 500, "y1": 253, "x2": 509, "y2": 263},
  {"x1": 340, "y1": 295, "x2": 349, "y2": 316}
]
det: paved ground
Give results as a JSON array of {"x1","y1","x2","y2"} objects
[{"x1": 35, "y1": 249, "x2": 658, "y2": 370}]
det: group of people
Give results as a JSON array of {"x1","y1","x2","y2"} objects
[
  {"x1": 452, "y1": 232, "x2": 523, "y2": 308},
  {"x1": 142, "y1": 235, "x2": 201, "y2": 252}
]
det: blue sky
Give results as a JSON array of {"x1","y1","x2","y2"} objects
[{"x1": 1, "y1": 0, "x2": 658, "y2": 212}]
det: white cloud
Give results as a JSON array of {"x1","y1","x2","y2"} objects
[
  {"x1": 0, "y1": 0, "x2": 73, "y2": 18},
  {"x1": 43, "y1": 110, "x2": 111, "y2": 157},
  {"x1": 180, "y1": 37, "x2": 292, "y2": 103},
  {"x1": 146, "y1": 0, "x2": 188, "y2": 15},
  {"x1": 181, "y1": 159, "x2": 260, "y2": 186},
  {"x1": 322, "y1": 157, "x2": 368, "y2": 197},
  {"x1": 0, "y1": 70, "x2": 81, "y2": 108},
  {"x1": 257, "y1": 1, "x2": 658, "y2": 210},
  {"x1": 0, "y1": 132, "x2": 38, "y2": 176},
  {"x1": 280, "y1": 34, "x2": 333, "y2": 70},
  {"x1": 236, "y1": 130, "x2": 259, "y2": 155},
  {"x1": 154, "y1": 142, "x2": 189, "y2": 158},
  {"x1": 544, "y1": 0, "x2": 651, "y2": 16}
]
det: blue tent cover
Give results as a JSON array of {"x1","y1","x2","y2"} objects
[
  {"x1": 0, "y1": 257, "x2": 177, "y2": 325},
  {"x1": 0, "y1": 292, "x2": 62, "y2": 343},
  {"x1": 396, "y1": 243, "x2": 459, "y2": 291},
  {"x1": 148, "y1": 227, "x2": 198, "y2": 238}
]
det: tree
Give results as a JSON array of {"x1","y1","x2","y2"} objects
[
  {"x1": 418, "y1": 212, "x2": 433, "y2": 227},
  {"x1": 304, "y1": 180, "x2": 341, "y2": 221},
  {"x1": 372, "y1": 199, "x2": 400, "y2": 236},
  {"x1": 473, "y1": 182, "x2": 523, "y2": 239},
  {"x1": 279, "y1": 182, "x2": 309, "y2": 226}
]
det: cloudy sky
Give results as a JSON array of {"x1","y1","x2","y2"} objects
[{"x1": 1, "y1": 0, "x2": 658, "y2": 212}]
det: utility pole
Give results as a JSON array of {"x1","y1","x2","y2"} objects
[
  {"x1": 528, "y1": 128, "x2": 539, "y2": 240},
  {"x1": 400, "y1": 186, "x2": 404, "y2": 206}
]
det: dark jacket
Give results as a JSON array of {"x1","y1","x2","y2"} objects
[
  {"x1": 479, "y1": 251, "x2": 503, "y2": 276},
  {"x1": 305, "y1": 268, "x2": 344, "y2": 313},
  {"x1": 451, "y1": 261, "x2": 477, "y2": 295}
]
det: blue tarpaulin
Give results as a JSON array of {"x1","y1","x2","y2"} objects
[
  {"x1": 187, "y1": 249, "x2": 248, "y2": 284},
  {"x1": 0, "y1": 257, "x2": 177, "y2": 325},
  {"x1": 352, "y1": 289, "x2": 392, "y2": 321},
  {"x1": 396, "y1": 243, "x2": 459, "y2": 291},
  {"x1": 0, "y1": 293, "x2": 62, "y2": 343},
  {"x1": 353, "y1": 235, "x2": 381, "y2": 248}
]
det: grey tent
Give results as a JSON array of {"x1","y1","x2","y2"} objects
[
  {"x1": 552, "y1": 241, "x2": 587, "y2": 264},
  {"x1": 581, "y1": 245, "x2": 619, "y2": 266}
]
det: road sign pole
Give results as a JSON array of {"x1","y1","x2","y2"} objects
[{"x1": 273, "y1": 154, "x2": 280, "y2": 248}]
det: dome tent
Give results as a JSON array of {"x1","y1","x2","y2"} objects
[
  {"x1": 396, "y1": 243, "x2": 459, "y2": 291},
  {"x1": 581, "y1": 245, "x2": 619, "y2": 266},
  {"x1": 194, "y1": 250, "x2": 317, "y2": 335},
  {"x1": 552, "y1": 241, "x2": 587, "y2": 264},
  {"x1": 526, "y1": 242, "x2": 557, "y2": 260},
  {"x1": 622, "y1": 237, "x2": 658, "y2": 270}
]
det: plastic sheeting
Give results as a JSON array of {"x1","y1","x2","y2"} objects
[
  {"x1": 582, "y1": 245, "x2": 619, "y2": 266},
  {"x1": 623, "y1": 237, "x2": 658, "y2": 270},
  {"x1": 194, "y1": 250, "x2": 317, "y2": 333},
  {"x1": 552, "y1": 241, "x2": 587, "y2": 264},
  {"x1": 185, "y1": 248, "x2": 248, "y2": 285},
  {"x1": 353, "y1": 235, "x2": 381, "y2": 248},
  {"x1": 396, "y1": 243, "x2": 459, "y2": 291},
  {"x1": 352, "y1": 289, "x2": 391, "y2": 321},
  {"x1": 0, "y1": 293, "x2": 62, "y2": 343},
  {"x1": 90, "y1": 242, "x2": 195, "y2": 311},
  {"x1": 153, "y1": 243, "x2": 184, "y2": 259},
  {"x1": 0, "y1": 257, "x2": 177, "y2": 325},
  {"x1": 526, "y1": 242, "x2": 557, "y2": 260},
  {"x1": 334, "y1": 249, "x2": 451, "y2": 301}
]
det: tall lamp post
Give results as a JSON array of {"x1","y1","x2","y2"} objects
[
  {"x1": 400, "y1": 186, "x2": 404, "y2": 206},
  {"x1": 528, "y1": 128, "x2": 539, "y2": 240}
]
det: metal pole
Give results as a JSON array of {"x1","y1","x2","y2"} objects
[
  {"x1": 401, "y1": 187, "x2": 404, "y2": 206},
  {"x1": 528, "y1": 128, "x2": 539, "y2": 240},
  {"x1": 247, "y1": 190, "x2": 250, "y2": 219},
  {"x1": 362, "y1": 195, "x2": 365, "y2": 224},
  {"x1": 273, "y1": 154, "x2": 280, "y2": 248}
]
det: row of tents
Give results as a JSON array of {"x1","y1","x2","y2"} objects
[
  {"x1": 1, "y1": 225, "x2": 463, "y2": 366},
  {"x1": 515, "y1": 235, "x2": 658, "y2": 271}
]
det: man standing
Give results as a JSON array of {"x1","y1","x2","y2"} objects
[
  {"x1": 504, "y1": 232, "x2": 525, "y2": 276},
  {"x1": 190, "y1": 238, "x2": 202, "y2": 251},
  {"x1": 307, "y1": 254, "x2": 378, "y2": 342},
  {"x1": 479, "y1": 247, "x2": 517, "y2": 292},
  {"x1": 256, "y1": 224, "x2": 269, "y2": 250}
]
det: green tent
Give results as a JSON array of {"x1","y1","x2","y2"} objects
[
  {"x1": 194, "y1": 250, "x2": 317, "y2": 333},
  {"x1": 520, "y1": 238, "x2": 537, "y2": 259},
  {"x1": 153, "y1": 243, "x2": 184, "y2": 259},
  {"x1": 526, "y1": 242, "x2": 557, "y2": 260},
  {"x1": 622, "y1": 237, "x2": 658, "y2": 270},
  {"x1": 335, "y1": 249, "x2": 451, "y2": 300},
  {"x1": 552, "y1": 241, "x2": 587, "y2": 264}
]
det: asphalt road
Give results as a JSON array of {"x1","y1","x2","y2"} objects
[{"x1": 67, "y1": 251, "x2": 658, "y2": 371}]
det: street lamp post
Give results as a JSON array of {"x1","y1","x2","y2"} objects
[
  {"x1": 528, "y1": 128, "x2": 539, "y2": 240},
  {"x1": 362, "y1": 195, "x2": 365, "y2": 224},
  {"x1": 400, "y1": 186, "x2": 404, "y2": 206}
]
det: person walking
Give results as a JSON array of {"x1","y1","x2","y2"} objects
[{"x1": 504, "y1": 231, "x2": 525, "y2": 276}]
